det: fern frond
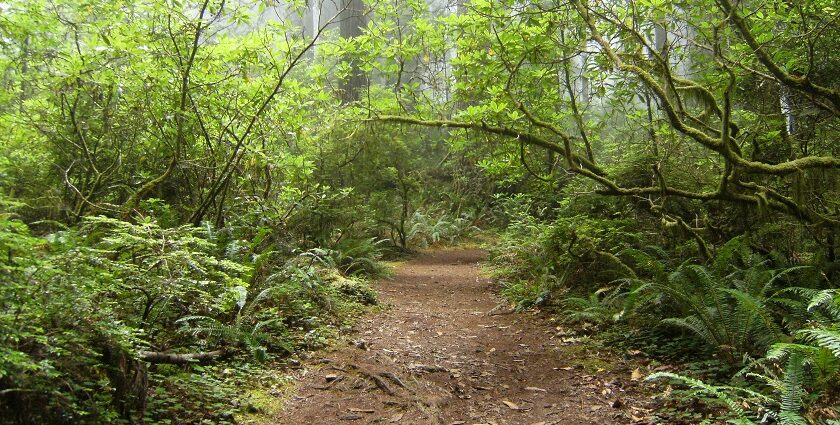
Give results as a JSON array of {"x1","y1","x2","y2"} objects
[
  {"x1": 797, "y1": 327, "x2": 840, "y2": 358},
  {"x1": 777, "y1": 411, "x2": 808, "y2": 425},
  {"x1": 807, "y1": 289, "x2": 838, "y2": 311},
  {"x1": 720, "y1": 288, "x2": 783, "y2": 348},
  {"x1": 779, "y1": 352, "x2": 806, "y2": 416},
  {"x1": 646, "y1": 372, "x2": 754, "y2": 421},
  {"x1": 251, "y1": 286, "x2": 279, "y2": 308},
  {"x1": 806, "y1": 289, "x2": 840, "y2": 320},
  {"x1": 662, "y1": 316, "x2": 721, "y2": 348},
  {"x1": 176, "y1": 315, "x2": 213, "y2": 324},
  {"x1": 765, "y1": 266, "x2": 812, "y2": 294},
  {"x1": 713, "y1": 236, "x2": 748, "y2": 276},
  {"x1": 766, "y1": 343, "x2": 821, "y2": 362}
]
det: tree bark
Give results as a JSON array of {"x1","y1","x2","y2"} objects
[{"x1": 339, "y1": 0, "x2": 367, "y2": 103}]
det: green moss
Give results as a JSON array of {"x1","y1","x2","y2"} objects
[
  {"x1": 233, "y1": 375, "x2": 296, "y2": 424},
  {"x1": 571, "y1": 355, "x2": 612, "y2": 374}
]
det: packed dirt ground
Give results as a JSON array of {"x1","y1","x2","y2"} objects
[{"x1": 272, "y1": 249, "x2": 661, "y2": 424}]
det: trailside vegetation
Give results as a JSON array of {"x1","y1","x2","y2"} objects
[
  {"x1": 0, "y1": 0, "x2": 480, "y2": 422},
  {"x1": 1, "y1": 0, "x2": 838, "y2": 423}
]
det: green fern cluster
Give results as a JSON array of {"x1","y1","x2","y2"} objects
[
  {"x1": 316, "y1": 236, "x2": 390, "y2": 277},
  {"x1": 565, "y1": 238, "x2": 816, "y2": 363},
  {"x1": 556, "y1": 235, "x2": 840, "y2": 422},
  {"x1": 647, "y1": 371, "x2": 774, "y2": 424},
  {"x1": 631, "y1": 241, "x2": 840, "y2": 424},
  {"x1": 405, "y1": 209, "x2": 480, "y2": 249},
  {"x1": 650, "y1": 303, "x2": 840, "y2": 424},
  {"x1": 178, "y1": 284, "x2": 294, "y2": 363}
]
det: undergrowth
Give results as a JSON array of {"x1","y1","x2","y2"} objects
[
  {"x1": 0, "y1": 208, "x2": 383, "y2": 424},
  {"x1": 485, "y1": 195, "x2": 840, "y2": 424}
]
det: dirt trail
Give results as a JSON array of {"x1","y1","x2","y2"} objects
[{"x1": 273, "y1": 249, "x2": 650, "y2": 424}]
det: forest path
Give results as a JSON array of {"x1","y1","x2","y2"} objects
[{"x1": 272, "y1": 249, "x2": 650, "y2": 425}]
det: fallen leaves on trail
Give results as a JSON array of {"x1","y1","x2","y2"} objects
[
  {"x1": 501, "y1": 399, "x2": 530, "y2": 411},
  {"x1": 631, "y1": 368, "x2": 643, "y2": 381},
  {"x1": 408, "y1": 363, "x2": 448, "y2": 374},
  {"x1": 502, "y1": 400, "x2": 519, "y2": 409},
  {"x1": 275, "y1": 250, "x2": 662, "y2": 424}
]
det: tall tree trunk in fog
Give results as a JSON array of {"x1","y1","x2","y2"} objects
[
  {"x1": 339, "y1": 0, "x2": 367, "y2": 103},
  {"x1": 453, "y1": 0, "x2": 470, "y2": 112}
]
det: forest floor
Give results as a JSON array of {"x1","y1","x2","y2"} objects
[{"x1": 270, "y1": 248, "x2": 661, "y2": 425}]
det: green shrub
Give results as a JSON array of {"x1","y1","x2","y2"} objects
[
  {"x1": 487, "y1": 194, "x2": 640, "y2": 308},
  {"x1": 0, "y1": 212, "x2": 381, "y2": 423}
]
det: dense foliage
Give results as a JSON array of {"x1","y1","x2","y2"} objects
[
  {"x1": 362, "y1": 0, "x2": 840, "y2": 421},
  {"x1": 1, "y1": 0, "x2": 839, "y2": 423},
  {"x1": 0, "y1": 0, "x2": 479, "y2": 422}
]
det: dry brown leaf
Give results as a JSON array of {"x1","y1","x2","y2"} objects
[
  {"x1": 631, "y1": 368, "x2": 643, "y2": 381},
  {"x1": 524, "y1": 386, "x2": 547, "y2": 392},
  {"x1": 348, "y1": 407, "x2": 375, "y2": 413},
  {"x1": 502, "y1": 400, "x2": 519, "y2": 410}
]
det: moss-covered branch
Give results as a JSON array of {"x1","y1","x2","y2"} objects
[{"x1": 372, "y1": 113, "x2": 839, "y2": 228}]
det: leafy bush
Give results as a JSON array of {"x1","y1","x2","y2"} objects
[
  {"x1": 0, "y1": 212, "x2": 380, "y2": 424},
  {"x1": 487, "y1": 194, "x2": 640, "y2": 309}
]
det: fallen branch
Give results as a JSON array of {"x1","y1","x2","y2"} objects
[
  {"x1": 137, "y1": 349, "x2": 228, "y2": 365},
  {"x1": 408, "y1": 363, "x2": 449, "y2": 374},
  {"x1": 379, "y1": 372, "x2": 407, "y2": 389},
  {"x1": 350, "y1": 364, "x2": 395, "y2": 395}
]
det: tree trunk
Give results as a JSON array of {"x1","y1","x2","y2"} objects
[{"x1": 339, "y1": 0, "x2": 368, "y2": 103}]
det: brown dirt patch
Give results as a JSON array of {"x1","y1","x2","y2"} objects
[{"x1": 272, "y1": 249, "x2": 655, "y2": 424}]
